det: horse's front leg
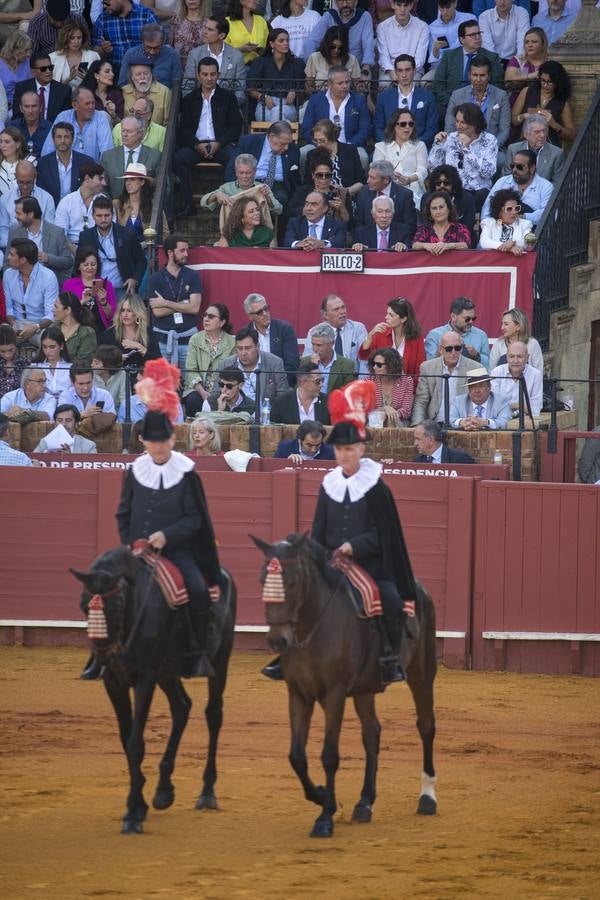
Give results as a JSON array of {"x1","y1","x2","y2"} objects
[
  {"x1": 153, "y1": 675, "x2": 192, "y2": 811},
  {"x1": 196, "y1": 643, "x2": 231, "y2": 810},
  {"x1": 122, "y1": 676, "x2": 156, "y2": 834},
  {"x1": 312, "y1": 686, "x2": 346, "y2": 838},
  {"x1": 351, "y1": 691, "x2": 381, "y2": 824},
  {"x1": 103, "y1": 666, "x2": 132, "y2": 754},
  {"x1": 288, "y1": 689, "x2": 324, "y2": 808}
]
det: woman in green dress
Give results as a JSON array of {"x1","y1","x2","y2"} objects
[
  {"x1": 52, "y1": 292, "x2": 97, "y2": 364},
  {"x1": 218, "y1": 196, "x2": 274, "y2": 248}
]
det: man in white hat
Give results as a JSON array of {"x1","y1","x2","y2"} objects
[
  {"x1": 449, "y1": 366, "x2": 511, "y2": 430},
  {"x1": 100, "y1": 115, "x2": 161, "y2": 198}
]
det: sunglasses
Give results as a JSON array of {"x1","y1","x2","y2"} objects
[
  {"x1": 314, "y1": 172, "x2": 332, "y2": 178},
  {"x1": 435, "y1": 178, "x2": 451, "y2": 186},
  {"x1": 33, "y1": 64, "x2": 54, "y2": 72},
  {"x1": 203, "y1": 312, "x2": 219, "y2": 318},
  {"x1": 250, "y1": 305, "x2": 270, "y2": 316},
  {"x1": 539, "y1": 78, "x2": 553, "y2": 85},
  {"x1": 510, "y1": 162, "x2": 528, "y2": 171},
  {"x1": 503, "y1": 204, "x2": 521, "y2": 212},
  {"x1": 397, "y1": 120, "x2": 415, "y2": 127},
  {"x1": 457, "y1": 151, "x2": 464, "y2": 170},
  {"x1": 442, "y1": 345, "x2": 463, "y2": 352},
  {"x1": 371, "y1": 360, "x2": 386, "y2": 368},
  {"x1": 463, "y1": 315, "x2": 477, "y2": 322},
  {"x1": 218, "y1": 381, "x2": 238, "y2": 389}
]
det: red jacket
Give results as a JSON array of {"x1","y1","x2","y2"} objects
[{"x1": 358, "y1": 329, "x2": 425, "y2": 386}]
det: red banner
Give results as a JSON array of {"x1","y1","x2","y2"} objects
[{"x1": 185, "y1": 248, "x2": 536, "y2": 338}]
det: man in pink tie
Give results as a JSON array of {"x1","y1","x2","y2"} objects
[{"x1": 352, "y1": 196, "x2": 412, "y2": 252}]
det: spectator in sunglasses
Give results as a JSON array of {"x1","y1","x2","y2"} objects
[
  {"x1": 373, "y1": 108, "x2": 428, "y2": 205},
  {"x1": 424, "y1": 296, "x2": 490, "y2": 367},
  {"x1": 422, "y1": 163, "x2": 476, "y2": 239},
  {"x1": 480, "y1": 148, "x2": 553, "y2": 225},
  {"x1": 182, "y1": 304, "x2": 235, "y2": 418},
  {"x1": 411, "y1": 330, "x2": 482, "y2": 426},
  {"x1": 207, "y1": 367, "x2": 256, "y2": 415},
  {"x1": 479, "y1": 187, "x2": 532, "y2": 254}
]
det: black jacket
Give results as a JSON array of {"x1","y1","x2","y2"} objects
[
  {"x1": 352, "y1": 221, "x2": 413, "y2": 250},
  {"x1": 249, "y1": 318, "x2": 299, "y2": 385},
  {"x1": 178, "y1": 85, "x2": 243, "y2": 150},
  {"x1": 354, "y1": 182, "x2": 417, "y2": 234},
  {"x1": 13, "y1": 79, "x2": 72, "y2": 123},
  {"x1": 305, "y1": 142, "x2": 364, "y2": 188},
  {"x1": 78, "y1": 223, "x2": 147, "y2": 286},
  {"x1": 271, "y1": 389, "x2": 330, "y2": 426},
  {"x1": 36, "y1": 149, "x2": 94, "y2": 206},
  {"x1": 414, "y1": 446, "x2": 475, "y2": 464}
]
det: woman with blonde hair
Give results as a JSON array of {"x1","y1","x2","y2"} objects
[
  {"x1": 0, "y1": 31, "x2": 32, "y2": 109},
  {"x1": 189, "y1": 415, "x2": 222, "y2": 456},
  {"x1": 99, "y1": 294, "x2": 161, "y2": 377},
  {"x1": 50, "y1": 22, "x2": 99, "y2": 88},
  {"x1": 489, "y1": 307, "x2": 543, "y2": 373}
]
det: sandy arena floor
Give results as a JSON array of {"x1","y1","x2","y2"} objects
[{"x1": 0, "y1": 648, "x2": 599, "y2": 900}]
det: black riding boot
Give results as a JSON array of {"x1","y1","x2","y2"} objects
[
  {"x1": 182, "y1": 607, "x2": 215, "y2": 678},
  {"x1": 261, "y1": 656, "x2": 283, "y2": 680},
  {"x1": 377, "y1": 617, "x2": 406, "y2": 686},
  {"x1": 80, "y1": 652, "x2": 104, "y2": 680}
]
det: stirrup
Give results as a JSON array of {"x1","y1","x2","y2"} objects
[
  {"x1": 80, "y1": 654, "x2": 104, "y2": 680},
  {"x1": 261, "y1": 656, "x2": 283, "y2": 681},
  {"x1": 379, "y1": 654, "x2": 406, "y2": 686}
]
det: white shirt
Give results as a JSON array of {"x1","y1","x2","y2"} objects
[
  {"x1": 55, "y1": 189, "x2": 96, "y2": 244},
  {"x1": 376, "y1": 14, "x2": 430, "y2": 75},
  {"x1": 479, "y1": 5, "x2": 530, "y2": 59},
  {"x1": 270, "y1": 9, "x2": 321, "y2": 58},
  {"x1": 196, "y1": 89, "x2": 216, "y2": 142},
  {"x1": 296, "y1": 390, "x2": 317, "y2": 424},
  {"x1": 491, "y1": 363, "x2": 543, "y2": 416},
  {"x1": 122, "y1": 144, "x2": 142, "y2": 166},
  {"x1": 397, "y1": 85, "x2": 414, "y2": 109},
  {"x1": 256, "y1": 325, "x2": 270, "y2": 355},
  {"x1": 56, "y1": 152, "x2": 73, "y2": 200},
  {"x1": 326, "y1": 90, "x2": 350, "y2": 143},
  {"x1": 33, "y1": 361, "x2": 72, "y2": 398}
]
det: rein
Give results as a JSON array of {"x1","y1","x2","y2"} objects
[{"x1": 292, "y1": 580, "x2": 342, "y2": 650}]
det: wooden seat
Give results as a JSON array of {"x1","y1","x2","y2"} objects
[{"x1": 250, "y1": 120, "x2": 299, "y2": 143}]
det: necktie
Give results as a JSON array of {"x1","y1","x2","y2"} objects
[
  {"x1": 475, "y1": 404, "x2": 484, "y2": 418},
  {"x1": 309, "y1": 222, "x2": 317, "y2": 238},
  {"x1": 38, "y1": 86, "x2": 45, "y2": 118},
  {"x1": 127, "y1": 149, "x2": 134, "y2": 166},
  {"x1": 335, "y1": 328, "x2": 343, "y2": 355},
  {"x1": 265, "y1": 151, "x2": 277, "y2": 188},
  {"x1": 426, "y1": 455, "x2": 434, "y2": 463},
  {"x1": 463, "y1": 52, "x2": 475, "y2": 80},
  {"x1": 378, "y1": 229, "x2": 388, "y2": 250}
]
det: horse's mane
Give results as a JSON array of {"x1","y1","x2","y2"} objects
[{"x1": 284, "y1": 533, "x2": 345, "y2": 592}]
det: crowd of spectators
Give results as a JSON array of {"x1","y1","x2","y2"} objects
[{"x1": 0, "y1": 0, "x2": 591, "y2": 468}]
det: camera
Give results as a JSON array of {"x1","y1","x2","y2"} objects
[{"x1": 325, "y1": 190, "x2": 337, "y2": 203}]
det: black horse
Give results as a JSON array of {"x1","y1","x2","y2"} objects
[
  {"x1": 71, "y1": 545, "x2": 236, "y2": 834},
  {"x1": 252, "y1": 533, "x2": 437, "y2": 838}
]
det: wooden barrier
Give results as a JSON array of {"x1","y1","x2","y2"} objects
[{"x1": 472, "y1": 481, "x2": 600, "y2": 675}]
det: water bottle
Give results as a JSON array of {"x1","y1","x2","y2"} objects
[
  {"x1": 260, "y1": 397, "x2": 271, "y2": 425},
  {"x1": 493, "y1": 450, "x2": 503, "y2": 465}
]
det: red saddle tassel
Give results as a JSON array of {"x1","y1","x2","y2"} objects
[{"x1": 87, "y1": 594, "x2": 108, "y2": 640}]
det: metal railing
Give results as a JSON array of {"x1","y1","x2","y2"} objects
[
  {"x1": 147, "y1": 78, "x2": 181, "y2": 258},
  {"x1": 533, "y1": 86, "x2": 600, "y2": 348}
]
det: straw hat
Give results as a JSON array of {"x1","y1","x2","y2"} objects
[{"x1": 119, "y1": 163, "x2": 150, "y2": 180}]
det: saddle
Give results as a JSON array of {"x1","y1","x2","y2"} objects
[
  {"x1": 132, "y1": 540, "x2": 189, "y2": 609},
  {"x1": 329, "y1": 553, "x2": 382, "y2": 619}
]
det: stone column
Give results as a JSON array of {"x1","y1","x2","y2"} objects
[{"x1": 549, "y1": 0, "x2": 600, "y2": 129}]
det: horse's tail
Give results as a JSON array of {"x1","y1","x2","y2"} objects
[{"x1": 409, "y1": 580, "x2": 437, "y2": 683}]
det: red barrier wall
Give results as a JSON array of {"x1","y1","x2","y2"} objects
[
  {"x1": 187, "y1": 248, "x2": 535, "y2": 338},
  {"x1": 472, "y1": 481, "x2": 600, "y2": 675}
]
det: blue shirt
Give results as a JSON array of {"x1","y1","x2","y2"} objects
[
  {"x1": 0, "y1": 440, "x2": 32, "y2": 466},
  {"x1": 3, "y1": 262, "x2": 58, "y2": 322},
  {"x1": 58, "y1": 384, "x2": 116, "y2": 415},
  {"x1": 0, "y1": 185, "x2": 55, "y2": 249},
  {"x1": 305, "y1": 9, "x2": 375, "y2": 66},
  {"x1": 96, "y1": 227, "x2": 122, "y2": 289},
  {"x1": 93, "y1": 3, "x2": 159, "y2": 67},
  {"x1": 425, "y1": 322, "x2": 491, "y2": 369},
  {"x1": 481, "y1": 173, "x2": 554, "y2": 225},
  {"x1": 40, "y1": 109, "x2": 113, "y2": 162},
  {"x1": 118, "y1": 44, "x2": 183, "y2": 89},
  {"x1": 7, "y1": 116, "x2": 52, "y2": 159},
  {"x1": 255, "y1": 138, "x2": 284, "y2": 183},
  {"x1": 118, "y1": 395, "x2": 184, "y2": 423},
  {"x1": 531, "y1": 10, "x2": 577, "y2": 45},
  {"x1": 428, "y1": 11, "x2": 471, "y2": 65},
  {"x1": 0, "y1": 387, "x2": 57, "y2": 419}
]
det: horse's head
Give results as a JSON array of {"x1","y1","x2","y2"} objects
[
  {"x1": 70, "y1": 546, "x2": 135, "y2": 647},
  {"x1": 250, "y1": 532, "x2": 317, "y2": 652}
]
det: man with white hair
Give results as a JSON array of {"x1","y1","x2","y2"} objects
[
  {"x1": 243, "y1": 293, "x2": 299, "y2": 385},
  {"x1": 352, "y1": 195, "x2": 413, "y2": 251},
  {"x1": 318, "y1": 294, "x2": 367, "y2": 373},
  {"x1": 200, "y1": 153, "x2": 283, "y2": 216},
  {"x1": 491, "y1": 341, "x2": 543, "y2": 417},
  {"x1": 353, "y1": 160, "x2": 417, "y2": 234},
  {"x1": 301, "y1": 322, "x2": 355, "y2": 395},
  {"x1": 0, "y1": 160, "x2": 55, "y2": 249},
  {"x1": 121, "y1": 57, "x2": 171, "y2": 126},
  {"x1": 0, "y1": 367, "x2": 56, "y2": 420},
  {"x1": 100, "y1": 114, "x2": 161, "y2": 197},
  {"x1": 111, "y1": 97, "x2": 166, "y2": 151},
  {"x1": 118, "y1": 22, "x2": 182, "y2": 89},
  {"x1": 502, "y1": 115, "x2": 565, "y2": 184}
]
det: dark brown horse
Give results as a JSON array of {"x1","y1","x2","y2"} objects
[
  {"x1": 252, "y1": 533, "x2": 437, "y2": 838},
  {"x1": 71, "y1": 545, "x2": 236, "y2": 834}
]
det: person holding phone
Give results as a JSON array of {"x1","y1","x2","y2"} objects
[
  {"x1": 426, "y1": 1, "x2": 472, "y2": 79},
  {"x1": 50, "y1": 23, "x2": 100, "y2": 89},
  {"x1": 62, "y1": 245, "x2": 117, "y2": 336}
]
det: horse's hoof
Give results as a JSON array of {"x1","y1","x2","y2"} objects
[
  {"x1": 352, "y1": 803, "x2": 372, "y2": 824},
  {"x1": 417, "y1": 794, "x2": 437, "y2": 816},
  {"x1": 310, "y1": 819, "x2": 334, "y2": 838},
  {"x1": 153, "y1": 787, "x2": 174, "y2": 810},
  {"x1": 121, "y1": 820, "x2": 144, "y2": 834},
  {"x1": 196, "y1": 792, "x2": 218, "y2": 810}
]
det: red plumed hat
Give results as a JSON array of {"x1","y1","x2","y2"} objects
[
  {"x1": 134, "y1": 358, "x2": 181, "y2": 424},
  {"x1": 328, "y1": 380, "x2": 376, "y2": 442}
]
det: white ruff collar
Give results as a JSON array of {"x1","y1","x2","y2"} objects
[
  {"x1": 322, "y1": 457, "x2": 382, "y2": 503},
  {"x1": 132, "y1": 450, "x2": 195, "y2": 489}
]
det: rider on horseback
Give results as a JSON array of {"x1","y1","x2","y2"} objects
[{"x1": 263, "y1": 380, "x2": 417, "y2": 686}]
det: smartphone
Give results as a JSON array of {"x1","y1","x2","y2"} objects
[
  {"x1": 438, "y1": 36, "x2": 449, "y2": 47},
  {"x1": 96, "y1": 400, "x2": 105, "y2": 410},
  {"x1": 79, "y1": 61, "x2": 89, "y2": 72},
  {"x1": 92, "y1": 277, "x2": 103, "y2": 294}
]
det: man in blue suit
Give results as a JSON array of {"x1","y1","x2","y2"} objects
[
  {"x1": 374, "y1": 54, "x2": 439, "y2": 147},
  {"x1": 413, "y1": 420, "x2": 475, "y2": 463},
  {"x1": 301, "y1": 67, "x2": 372, "y2": 170},
  {"x1": 353, "y1": 160, "x2": 417, "y2": 236},
  {"x1": 225, "y1": 121, "x2": 300, "y2": 207},
  {"x1": 36, "y1": 122, "x2": 94, "y2": 207},
  {"x1": 352, "y1": 195, "x2": 413, "y2": 250},
  {"x1": 282, "y1": 192, "x2": 347, "y2": 249},
  {"x1": 244, "y1": 292, "x2": 299, "y2": 385},
  {"x1": 449, "y1": 368, "x2": 511, "y2": 430},
  {"x1": 273, "y1": 421, "x2": 335, "y2": 462}
]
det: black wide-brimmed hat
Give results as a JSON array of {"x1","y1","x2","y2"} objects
[
  {"x1": 327, "y1": 422, "x2": 369, "y2": 446},
  {"x1": 140, "y1": 411, "x2": 173, "y2": 442}
]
